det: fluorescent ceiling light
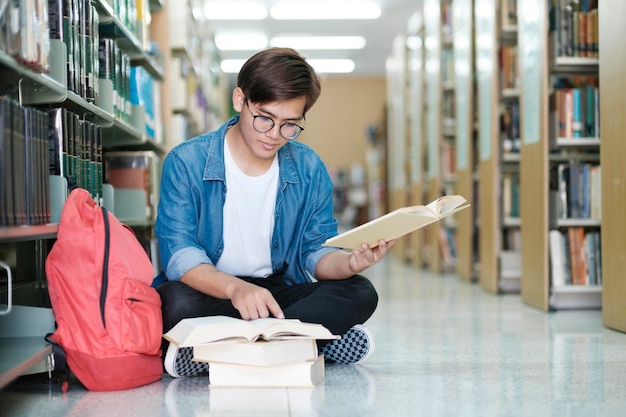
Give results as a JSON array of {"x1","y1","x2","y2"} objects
[
  {"x1": 221, "y1": 58, "x2": 355, "y2": 74},
  {"x1": 215, "y1": 34, "x2": 269, "y2": 51},
  {"x1": 270, "y1": 36, "x2": 366, "y2": 50},
  {"x1": 271, "y1": 1, "x2": 381, "y2": 20},
  {"x1": 308, "y1": 59, "x2": 355, "y2": 73},
  {"x1": 406, "y1": 35, "x2": 423, "y2": 50},
  {"x1": 204, "y1": 1, "x2": 267, "y2": 20},
  {"x1": 221, "y1": 59, "x2": 248, "y2": 73}
]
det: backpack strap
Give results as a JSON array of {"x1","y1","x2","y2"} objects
[{"x1": 100, "y1": 206, "x2": 111, "y2": 328}]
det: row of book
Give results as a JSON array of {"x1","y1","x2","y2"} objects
[
  {"x1": 0, "y1": 1, "x2": 160, "y2": 138},
  {"x1": 164, "y1": 316, "x2": 336, "y2": 388},
  {"x1": 0, "y1": 96, "x2": 167, "y2": 227},
  {"x1": 549, "y1": 228, "x2": 601, "y2": 287},
  {"x1": 502, "y1": 171, "x2": 520, "y2": 219},
  {"x1": 48, "y1": 107, "x2": 103, "y2": 202},
  {"x1": 55, "y1": 0, "x2": 101, "y2": 101},
  {"x1": 550, "y1": 161, "x2": 601, "y2": 221},
  {"x1": 99, "y1": 38, "x2": 132, "y2": 123},
  {"x1": 0, "y1": 97, "x2": 51, "y2": 226},
  {"x1": 550, "y1": 0, "x2": 599, "y2": 58},
  {"x1": 553, "y1": 78, "x2": 600, "y2": 139},
  {"x1": 501, "y1": 0, "x2": 518, "y2": 28},
  {"x1": 499, "y1": 44, "x2": 519, "y2": 91},
  {"x1": 500, "y1": 100, "x2": 520, "y2": 153},
  {"x1": 0, "y1": 0, "x2": 51, "y2": 73}
]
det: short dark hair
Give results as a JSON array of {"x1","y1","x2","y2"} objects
[{"x1": 237, "y1": 47, "x2": 321, "y2": 114}]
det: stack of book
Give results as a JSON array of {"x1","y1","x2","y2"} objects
[{"x1": 164, "y1": 316, "x2": 338, "y2": 388}]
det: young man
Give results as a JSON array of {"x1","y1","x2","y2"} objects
[{"x1": 154, "y1": 47, "x2": 395, "y2": 377}]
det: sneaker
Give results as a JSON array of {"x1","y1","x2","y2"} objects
[
  {"x1": 319, "y1": 324, "x2": 374, "y2": 364},
  {"x1": 164, "y1": 343, "x2": 209, "y2": 378}
]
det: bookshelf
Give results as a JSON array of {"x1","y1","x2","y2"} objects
[
  {"x1": 406, "y1": 11, "x2": 426, "y2": 267},
  {"x1": 0, "y1": 0, "x2": 170, "y2": 389},
  {"x1": 162, "y1": 0, "x2": 228, "y2": 150},
  {"x1": 385, "y1": 34, "x2": 411, "y2": 261},
  {"x1": 451, "y1": 0, "x2": 476, "y2": 281},
  {"x1": 599, "y1": 1, "x2": 626, "y2": 333},
  {"x1": 476, "y1": 0, "x2": 522, "y2": 293},
  {"x1": 519, "y1": 0, "x2": 601, "y2": 311},
  {"x1": 422, "y1": 0, "x2": 457, "y2": 273}
]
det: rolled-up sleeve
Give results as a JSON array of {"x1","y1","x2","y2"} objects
[{"x1": 155, "y1": 149, "x2": 213, "y2": 281}]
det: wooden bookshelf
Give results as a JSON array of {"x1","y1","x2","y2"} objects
[
  {"x1": 0, "y1": 0, "x2": 177, "y2": 388},
  {"x1": 406, "y1": 12, "x2": 427, "y2": 267},
  {"x1": 422, "y1": 0, "x2": 456, "y2": 273},
  {"x1": 519, "y1": 0, "x2": 601, "y2": 311},
  {"x1": 385, "y1": 34, "x2": 411, "y2": 261},
  {"x1": 476, "y1": 0, "x2": 522, "y2": 293},
  {"x1": 452, "y1": 0, "x2": 476, "y2": 281},
  {"x1": 599, "y1": 1, "x2": 626, "y2": 332}
]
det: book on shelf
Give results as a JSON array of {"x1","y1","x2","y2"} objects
[
  {"x1": 323, "y1": 195, "x2": 469, "y2": 250},
  {"x1": 164, "y1": 315, "x2": 338, "y2": 347},
  {"x1": 193, "y1": 338, "x2": 319, "y2": 367},
  {"x1": 208, "y1": 354, "x2": 325, "y2": 388},
  {"x1": 549, "y1": 228, "x2": 601, "y2": 287},
  {"x1": 104, "y1": 151, "x2": 161, "y2": 220}
]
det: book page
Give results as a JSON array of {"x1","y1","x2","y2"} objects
[
  {"x1": 164, "y1": 316, "x2": 337, "y2": 346},
  {"x1": 254, "y1": 318, "x2": 338, "y2": 340},
  {"x1": 323, "y1": 195, "x2": 469, "y2": 250},
  {"x1": 427, "y1": 195, "x2": 467, "y2": 215}
]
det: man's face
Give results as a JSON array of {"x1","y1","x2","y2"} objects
[{"x1": 238, "y1": 96, "x2": 307, "y2": 161}]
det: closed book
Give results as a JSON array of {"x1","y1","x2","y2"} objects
[
  {"x1": 164, "y1": 316, "x2": 338, "y2": 347},
  {"x1": 194, "y1": 338, "x2": 318, "y2": 367},
  {"x1": 208, "y1": 355, "x2": 324, "y2": 388},
  {"x1": 549, "y1": 230, "x2": 566, "y2": 287}
]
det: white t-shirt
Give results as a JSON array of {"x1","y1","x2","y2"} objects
[{"x1": 215, "y1": 139, "x2": 279, "y2": 277}]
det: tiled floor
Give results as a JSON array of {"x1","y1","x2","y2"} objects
[{"x1": 2, "y1": 257, "x2": 626, "y2": 417}]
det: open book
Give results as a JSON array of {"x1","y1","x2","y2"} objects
[
  {"x1": 164, "y1": 315, "x2": 338, "y2": 347},
  {"x1": 323, "y1": 195, "x2": 470, "y2": 250}
]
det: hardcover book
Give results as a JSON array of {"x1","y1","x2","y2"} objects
[
  {"x1": 323, "y1": 195, "x2": 470, "y2": 250},
  {"x1": 193, "y1": 338, "x2": 318, "y2": 367},
  {"x1": 208, "y1": 354, "x2": 325, "y2": 388}
]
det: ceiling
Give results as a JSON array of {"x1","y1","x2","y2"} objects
[{"x1": 205, "y1": 0, "x2": 422, "y2": 78}]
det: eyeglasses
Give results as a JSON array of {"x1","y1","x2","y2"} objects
[{"x1": 245, "y1": 100, "x2": 305, "y2": 140}]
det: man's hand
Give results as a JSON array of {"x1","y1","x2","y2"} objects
[
  {"x1": 180, "y1": 264, "x2": 284, "y2": 320},
  {"x1": 315, "y1": 239, "x2": 398, "y2": 280},
  {"x1": 226, "y1": 279, "x2": 285, "y2": 320},
  {"x1": 349, "y1": 239, "x2": 397, "y2": 274}
]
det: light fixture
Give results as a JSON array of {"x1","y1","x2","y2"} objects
[
  {"x1": 220, "y1": 58, "x2": 356, "y2": 74},
  {"x1": 215, "y1": 34, "x2": 269, "y2": 51},
  {"x1": 221, "y1": 59, "x2": 248, "y2": 73},
  {"x1": 270, "y1": 36, "x2": 366, "y2": 50},
  {"x1": 308, "y1": 59, "x2": 355, "y2": 73},
  {"x1": 271, "y1": 1, "x2": 381, "y2": 20},
  {"x1": 204, "y1": 1, "x2": 268, "y2": 20}
]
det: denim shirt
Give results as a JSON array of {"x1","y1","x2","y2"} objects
[{"x1": 153, "y1": 116, "x2": 340, "y2": 287}]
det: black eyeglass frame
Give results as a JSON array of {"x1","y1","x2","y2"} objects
[{"x1": 244, "y1": 100, "x2": 305, "y2": 140}]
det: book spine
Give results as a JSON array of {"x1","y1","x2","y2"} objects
[{"x1": 572, "y1": 88, "x2": 582, "y2": 138}]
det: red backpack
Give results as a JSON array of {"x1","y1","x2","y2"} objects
[{"x1": 45, "y1": 188, "x2": 163, "y2": 391}]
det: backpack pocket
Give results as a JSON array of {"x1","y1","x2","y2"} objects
[{"x1": 113, "y1": 278, "x2": 163, "y2": 355}]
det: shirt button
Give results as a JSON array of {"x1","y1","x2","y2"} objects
[{"x1": 273, "y1": 243, "x2": 279, "y2": 248}]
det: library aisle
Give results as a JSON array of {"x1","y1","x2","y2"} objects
[{"x1": 1, "y1": 258, "x2": 625, "y2": 417}]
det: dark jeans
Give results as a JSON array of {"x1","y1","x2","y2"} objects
[{"x1": 157, "y1": 274, "x2": 378, "y2": 343}]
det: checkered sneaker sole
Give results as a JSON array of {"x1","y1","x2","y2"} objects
[
  {"x1": 320, "y1": 324, "x2": 374, "y2": 364},
  {"x1": 164, "y1": 344, "x2": 209, "y2": 378}
]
